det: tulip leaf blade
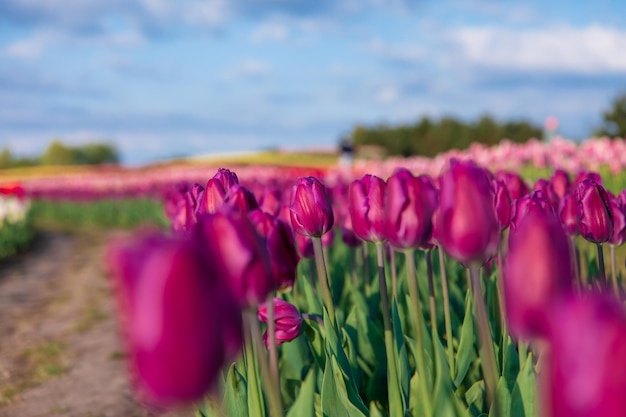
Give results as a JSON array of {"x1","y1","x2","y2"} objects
[
  {"x1": 510, "y1": 353, "x2": 537, "y2": 417},
  {"x1": 321, "y1": 355, "x2": 368, "y2": 417},
  {"x1": 286, "y1": 367, "x2": 317, "y2": 417},
  {"x1": 223, "y1": 363, "x2": 249, "y2": 417},
  {"x1": 391, "y1": 298, "x2": 410, "y2": 415},
  {"x1": 455, "y1": 291, "x2": 477, "y2": 387}
]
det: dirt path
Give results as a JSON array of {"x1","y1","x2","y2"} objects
[{"x1": 0, "y1": 231, "x2": 194, "y2": 417}]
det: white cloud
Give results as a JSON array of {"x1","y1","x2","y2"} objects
[
  {"x1": 453, "y1": 24, "x2": 626, "y2": 73},
  {"x1": 367, "y1": 38, "x2": 424, "y2": 65},
  {"x1": 223, "y1": 59, "x2": 271, "y2": 80},
  {"x1": 375, "y1": 85, "x2": 400, "y2": 103},
  {"x1": 3, "y1": 31, "x2": 57, "y2": 59},
  {"x1": 250, "y1": 21, "x2": 289, "y2": 43}
]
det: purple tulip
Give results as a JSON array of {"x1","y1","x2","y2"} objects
[
  {"x1": 249, "y1": 210, "x2": 300, "y2": 290},
  {"x1": 213, "y1": 168, "x2": 240, "y2": 190},
  {"x1": 196, "y1": 178, "x2": 226, "y2": 215},
  {"x1": 609, "y1": 197, "x2": 626, "y2": 246},
  {"x1": 107, "y1": 231, "x2": 242, "y2": 409},
  {"x1": 504, "y1": 210, "x2": 573, "y2": 339},
  {"x1": 533, "y1": 178, "x2": 559, "y2": 209},
  {"x1": 493, "y1": 179, "x2": 511, "y2": 230},
  {"x1": 349, "y1": 174, "x2": 387, "y2": 243},
  {"x1": 573, "y1": 170, "x2": 602, "y2": 188},
  {"x1": 577, "y1": 179, "x2": 613, "y2": 243},
  {"x1": 550, "y1": 169, "x2": 571, "y2": 199},
  {"x1": 510, "y1": 191, "x2": 555, "y2": 230},
  {"x1": 383, "y1": 168, "x2": 437, "y2": 249},
  {"x1": 257, "y1": 298, "x2": 303, "y2": 347},
  {"x1": 496, "y1": 170, "x2": 529, "y2": 200},
  {"x1": 225, "y1": 184, "x2": 259, "y2": 214},
  {"x1": 559, "y1": 192, "x2": 580, "y2": 236},
  {"x1": 289, "y1": 177, "x2": 334, "y2": 237},
  {"x1": 163, "y1": 184, "x2": 196, "y2": 232},
  {"x1": 195, "y1": 210, "x2": 275, "y2": 307},
  {"x1": 437, "y1": 159, "x2": 499, "y2": 266},
  {"x1": 259, "y1": 187, "x2": 283, "y2": 217},
  {"x1": 295, "y1": 232, "x2": 314, "y2": 258},
  {"x1": 544, "y1": 294, "x2": 626, "y2": 417}
]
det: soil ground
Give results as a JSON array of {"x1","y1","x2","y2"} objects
[{"x1": 0, "y1": 230, "x2": 195, "y2": 417}]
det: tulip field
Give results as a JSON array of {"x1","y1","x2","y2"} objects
[{"x1": 4, "y1": 136, "x2": 626, "y2": 417}]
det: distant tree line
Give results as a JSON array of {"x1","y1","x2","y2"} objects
[
  {"x1": 349, "y1": 115, "x2": 542, "y2": 157},
  {"x1": 0, "y1": 140, "x2": 119, "y2": 169}
]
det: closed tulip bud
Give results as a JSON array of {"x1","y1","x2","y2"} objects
[
  {"x1": 573, "y1": 170, "x2": 602, "y2": 188},
  {"x1": 544, "y1": 294, "x2": 626, "y2": 417},
  {"x1": 533, "y1": 179, "x2": 559, "y2": 209},
  {"x1": 609, "y1": 198, "x2": 626, "y2": 246},
  {"x1": 295, "y1": 232, "x2": 314, "y2": 258},
  {"x1": 510, "y1": 191, "x2": 555, "y2": 230},
  {"x1": 257, "y1": 298, "x2": 303, "y2": 347},
  {"x1": 384, "y1": 169, "x2": 437, "y2": 249},
  {"x1": 249, "y1": 210, "x2": 300, "y2": 290},
  {"x1": 559, "y1": 192, "x2": 580, "y2": 236},
  {"x1": 437, "y1": 159, "x2": 499, "y2": 266},
  {"x1": 195, "y1": 210, "x2": 275, "y2": 307},
  {"x1": 496, "y1": 170, "x2": 529, "y2": 200},
  {"x1": 213, "y1": 168, "x2": 240, "y2": 190},
  {"x1": 290, "y1": 177, "x2": 334, "y2": 237},
  {"x1": 225, "y1": 184, "x2": 259, "y2": 214},
  {"x1": 493, "y1": 179, "x2": 511, "y2": 230},
  {"x1": 577, "y1": 179, "x2": 613, "y2": 243},
  {"x1": 618, "y1": 189, "x2": 626, "y2": 208},
  {"x1": 349, "y1": 174, "x2": 387, "y2": 242},
  {"x1": 164, "y1": 185, "x2": 196, "y2": 232},
  {"x1": 550, "y1": 169, "x2": 571, "y2": 199},
  {"x1": 106, "y1": 232, "x2": 242, "y2": 408},
  {"x1": 196, "y1": 178, "x2": 226, "y2": 215},
  {"x1": 504, "y1": 210, "x2": 573, "y2": 339},
  {"x1": 321, "y1": 227, "x2": 335, "y2": 248}
]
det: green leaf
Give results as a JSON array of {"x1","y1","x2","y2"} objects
[
  {"x1": 321, "y1": 355, "x2": 368, "y2": 417},
  {"x1": 455, "y1": 291, "x2": 477, "y2": 387},
  {"x1": 465, "y1": 380, "x2": 485, "y2": 416},
  {"x1": 287, "y1": 368, "x2": 317, "y2": 417},
  {"x1": 392, "y1": 299, "x2": 410, "y2": 414},
  {"x1": 223, "y1": 363, "x2": 248, "y2": 417},
  {"x1": 510, "y1": 353, "x2": 537, "y2": 417},
  {"x1": 489, "y1": 375, "x2": 511, "y2": 417},
  {"x1": 369, "y1": 401, "x2": 385, "y2": 417}
]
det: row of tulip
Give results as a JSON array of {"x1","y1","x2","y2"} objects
[
  {"x1": 3, "y1": 136, "x2": 625, "y2": 201},
  {"x1": 106, "y1": 161, "x2": 626, "y2": 417}
]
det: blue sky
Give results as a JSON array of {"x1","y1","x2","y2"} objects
[{"x1": 1, "y1": 0, "x2": 625, "y2": 164}]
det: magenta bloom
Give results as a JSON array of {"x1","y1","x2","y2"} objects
[
  {"x1": 496, "y1": 170, "x2": 529, "y2": 200},
  {"x1": 493, "y1": 179, "x2": 511, "y2": 230},
  {"x1": 163, "y1": 184, "x2": 196, "y2": 232},
  {"x1": 577, "y1": 179, "x2": 613, "y2": 243},
  {"x1": 608, "y1": 197, "x2": 626, "y2": 246},
  {"x1": 225, "y1": 184, "x2": 259, "y2": 214},
  {"x1": 533, "y1": 178, "x2": 558, "y2": 209},
  {"x1": 349, "y1": 174, "x2": 387, "y2": 242},
  {"x1": 257, "y1": 298, "x2": 303, "y2": 347},
  {"x1": 249, "y1": 210, "x2": 300, "y2": 290},
  {"x1": 510, "y1": 191, "x2": 555, "y2": 230},
  {"x1": 504, "y1": 210, "x2": 573, "y2": 339},
  {"x1": 544, "y1": 294, "x2": 626, "y2": 417},
  {"x1": 195, "y1": 210, "x2": 275, "y2": 307},
  {"x1": 550, "y1": 169, "x2": 571, "y2": 199},
  {"x1": 290, "y1": 177, "x2": 334, "y2": 237},
  {"x1": 196, "y1": 178, "x2": 227, "y2": 215},
  {"x1": 295, "y1": 232, "x2": 314, "y2": 258},
  {"x1": 213, "y1": 168, "x2": 240, "y2": 189},
  {"x1": 259, "y1": 187, "x2": 283, "y2": 217},
  {"x1": 559, "y1": 192, "x2": 580, "y2": 236},
  {"x1": 437, "y1": 159, "x2": 499, "y2": 266},
  {"x1": 383, "y1": 169, "x2": 437, "y2": 249},
  {"x1": 107, "y1": 232, "x2": 242, "y2": 409}
]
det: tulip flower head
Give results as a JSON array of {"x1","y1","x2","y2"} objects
[
  {"x1": 257, "y1": 298, "x2": 303, "y2": 348},
  {"x1": 493, "y1": 179, "x2": 512, "y2": 230},
  {"x1": 289, "y1": 177, "x2": 334, "y2": 237},
  {"x1": 577, "y1": 179, "x2": 613, "y2": 243},
  {"x1": 608, "y1": 197, "x2": 626, "y2": 246},
  {"x1": 559, "y1": 192, "x2": 580, "y2": 236},
  {"x1": 349, "y1": 174, "x2": 387, "y2": 242},
  {"x1": 437, "y1": 159, "x2": 500, "y2": 266}
]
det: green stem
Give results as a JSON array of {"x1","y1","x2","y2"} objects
[
  {"x1": 518, "y1": 341, "x2": 528, "y2": 369},
  {"x1": 405, "y1": 250, "x2": 433, "y2": 416},
  {"x1": 363, "y1": 242, "x2": 370, "y2": 285},
  {"x1": 248, "y1": 312, "x2": 283, "y2": 417},
  {"x1": 425, "y1": 250, "x2": 438, "y2": 345},
  {"x1": 375, "y1": 242, "x2": 403, "y2": 416},
  {"x1": 266, "y1": 294, "x2": 280, "y2": 394},
  {"x1": 611, "y1": 245, "x2": 619, "y2": 296},
  {"x1": 244, "y1": 317, "x2": 265, "y2": 417},
  {"x1": 390, "y1": 244, "x2": 398, "y2": 299},
  {"x1": 597, "y1": 243, "x2": 607, "y2": 287},
  {"x1": 469, "y1": 266, "x2": 499, "y2": 415},
  {"x1": 438, "y1": 248, "x2": 455, "y2": 379},
  {"x1": 350, "y1": 246, "x2": 359, "y2": 289},
  {"x1": 312, "y1": 236, "x2": 336, "y2": 324}
]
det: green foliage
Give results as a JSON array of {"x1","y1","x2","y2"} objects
[
  {"x1": 0, "y1": 210, "x2": 34, "y2": 260},
  {"x1": 595, "y1": 92, "x2": 626, "y2": 137},
  {"x1": 0, "y1": 140, "x2": 119, "y2": 169},
  {"x1": 29, "y1": 198, "x2": 168, "y2": 231},
  {"x1": 351, "y1": 115, "x2": 542, "y2": 157}
]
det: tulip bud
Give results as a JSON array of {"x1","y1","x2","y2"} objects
[
  {"x1": 559, "y1": 192, "x2": 580, "y2": 236},
  {"x1": 290, "y1": 177, "x2": 334, "y2": 237},
  {"x1": 437, "y1": 159, "x2": 499, "y2": 266},
  {"x1": 213, "y1": 168, "x2": 240, "y2": 190},
  {"x1": 321, "y1": 227, "x2": 336, "y2": 248},
  {"x1": 550, "y1": 169, "x2": 571, "y2": 199},
  {"x1": 510, "y1": 191, "x2": 555, "y2": 230},
  {"x1": 533, "y1": 179, "x2": 559, "y2": 210},
  {"x1": 349, "y1": 174, "x2": 387, "y2": 242},
  {"x1": 383, "y1": 169, "x2": 437, "y2": 249},
  {"x1": 249, "y1": 210, "x2": 300, "y2": 290},
  {"x1": 496, "y1": 170, "x2": 529, "y2": 200},
  {"x1": 295, "y1": 232, "x2": 314, "y2": 258},
  {"x1": 573, "y1": 170, "x2": 602, "y2": 188},
  {"x1": 257, "y1": 298, "x2": 303, "y2": 347},
  {"x1": 106, "y1": 232, "x2": 242, "y2": 408},
  {"x1": 609, "y1": 197, "x2": 626, "y2": 246},
  {"x1": 195, "y1": 210, "x2": 275, "y2": 307},
  {"x1": 259, "y1": 187, "x2": 283, "y2": 217},
  {"x1": 196, "y1": 178, "x2": 226, "y2": 215},
  {"x1": 493, "y1": 179, "x2": 511, "y2": 230},
  {"x1": 163, "y1": 185, "x2": 196, "y2": 232},
  {"x1": 577, "y1": 179, "x2": 613, "y2": 243},
  {"x1": 504, "y1": 210, "x2": 573, "y2": 339},
  {"x1": 544, "y1": 294, "x2": 626, "y2": 417},
  {"x1": 225, "y1": 184, "x2": 259, "y2": 214}
]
